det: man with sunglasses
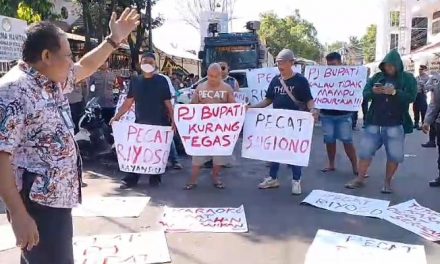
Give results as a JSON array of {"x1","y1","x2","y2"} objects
[
  {"x1": 0, "y1": 9, "x2": 139, "y2": 263},
  {"x1": 219, "y1": 61, "x2": 239, "y2": 92}
]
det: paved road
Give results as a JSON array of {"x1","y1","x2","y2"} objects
[{"x1": 1, "y1": 126, "x2": 440, "y2": 264}]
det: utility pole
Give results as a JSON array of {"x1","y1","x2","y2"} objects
[{"x1": 147, "y1": 0, "x2": 152, "y2": 52}]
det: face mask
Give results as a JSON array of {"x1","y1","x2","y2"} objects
[{"x1": 140, "y1": 64, "x2": 155, "y2": 73}]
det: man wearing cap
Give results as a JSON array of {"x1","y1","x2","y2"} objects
[
  {"x1": 112, "y1": 52, "x2": 175, "y2": 188},
  {"x1": 249, "y1": 49, "x2": 318, "y2": 195}
]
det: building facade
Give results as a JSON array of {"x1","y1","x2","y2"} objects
[{"x1": 376, "y1": 0, "x2": 440, "y2": 60}]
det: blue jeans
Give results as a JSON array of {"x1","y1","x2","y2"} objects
[
  {"x1": 269, "y1": 162, "x2": 302, "y2": 181},
  {"x1": 359, "y1": 125, "x2": 405, "y2": 163},
  {"x1": 168, "y1": 140, "x2": 178, "y2": 164},
  {"x1": 321, "y1": 114, "x2": 353, "y2": 144}
]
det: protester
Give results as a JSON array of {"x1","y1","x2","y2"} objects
[
  {"x1": 66, "y1": 79, "x2": 88, "y2": 134},
  {"x1": 319, "y1": 52, "x2": 358, "y2": 176},
  {"x1": 345, "y1": 50, "x2": 417, "y2": 193},
  {"x1": 420, "y1": 66, "x2": 437, "y2": 148},
  {"x1": 422, "y1": 72, "x2": 440, "y2": 187},
  {"x1": 249, "y1": 49, "x2": 318, "y2": 195},
  {"x1": 0, "y1": 9, "x2": 139, "y2": 263},
  {"x1": 219, "y1": 61, "x2": 240, "y2": 91},
  {"x1": 413, "y1": 65, "x2": 430, "y2": 130},
  {"x1": 112, "y1": 52, "x2": 175, "y2": 188},
  {"x1": 157, "y1": 68, "x2": 183, "y2": 170},
  {"x1": 184, "y1": 63, "x2": 236, "y2": 190},
  {"x1": 89, "y1": 60, "x2": 118, "y2": 124}
]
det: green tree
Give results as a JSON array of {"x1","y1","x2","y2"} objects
[
  {"x1": 258, "y1": 10, "x2": 322, "y2": 61},
  {"x1": 0, "y1": 0, "x2": 56, "y2": 23},
  {"x1": 76, "y1": 0, "x2": 164, "y2": 70},
  {"x1": 327, "y1": 41, "x2": 346, "y2": 53},
  {"x1": 361, "y1": 24, "x2": 376, "y2": 63}
]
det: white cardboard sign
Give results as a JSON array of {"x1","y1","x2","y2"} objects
[
  {"x1": 242, "y1": 108, "x2": 314, "y2": 166},
  {"x1": 0, "y1": 225, "x2": 15, "y2": 252},
  {"x1": 174, "y1": 103, "x2": 245, "y2": 156},
  {"x1": 113, "y1": 122, "x2": 173, "y2": 174},
  {"x1": 301, "y1": 190, "x2": 390, "y2": 218},
  {"x1": 246, "y1": 65, "x2": 302, "y2": 104},
  {"x1": 305, "y1": 229, "x2": 427, "y2": 264},
  {"x1": 384, "y1": 199, "x2": 440, "y2": 241},
  {"x1": 73, "y1": 231, "x2": 171, "y2": 264},
  {"x1": 72, "y1": 197, "x2": 150, "y2": 218},
  {"x1": 160, "y1": 205, "x2": 248, "y2": 233},
  {"x1": 304, "y1": 65, "x2": 368, "y2": 111},
  {"x1": 115, "y1": 93, "x2": 136, "y2": 123}
]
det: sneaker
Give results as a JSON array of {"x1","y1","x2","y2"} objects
[
  {"x1": 429, "y1": 177, "x2": 440, "y2": 187},
  {"x1": 291, "y1": 180, "x2": 302, "y2": 195},
  {"x1": 421, "y1": 141, "x2": 436, "y2": 148},
  {"x1": 172, "y1": 162, "x2": 184, "y2": 170},
  {"x1": 258, "y1": 177, "x2": 280, "y2": 189}
]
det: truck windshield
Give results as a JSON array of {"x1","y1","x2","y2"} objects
[{"x1": 206, "y1": 46, "x2": 257, "y2": 70}]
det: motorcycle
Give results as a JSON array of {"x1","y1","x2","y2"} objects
[{"x1": 75, "y1": 97, "x2": 115, "y2": 160}]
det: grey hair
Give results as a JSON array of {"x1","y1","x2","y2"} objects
[{"x1": 207, "y1": 63, "x2": 222, "y2": 73}]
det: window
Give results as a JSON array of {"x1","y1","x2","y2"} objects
[
  {"x1": 434, "y1": 11, "x2": 440, "y2": 35},
  {"x1": 411, "y1": 17, "x2": 428, "y2": 51},
  {"x1": 390, "y1": 34, "x2": 399, "y2": 50},
  {"x1": 390, "y1": 11, "x2": 400, "y2": 27}
]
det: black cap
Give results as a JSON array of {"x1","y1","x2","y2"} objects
[
  {"x1": 141, "y1": 52, "x2": 156, "y2": 60},
  {"x1": 419, "y1": 65, "x2": 428, "y2": 70}
]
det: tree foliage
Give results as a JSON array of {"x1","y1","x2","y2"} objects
[
  {"x1": 327, "y1": 41, "x2": 346, "y2": 53},
  {"x1": 176, "y1": 0, "x2": 236, "y2": 30},
  {"x1": 361, "y1": 24, "x2": 376, "y2": 63},
  {"x1": 76, "y1": 0, "x2": 164, "y2": 70},
  {"x1": 0, "y1": 0, "x2": 56, "y2": 23},
  {"x1": 258, "y1": 11, "x2": 322, "y2": 61}
]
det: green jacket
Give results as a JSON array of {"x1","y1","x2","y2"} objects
[{"x1": 363, "y1": 50, "x2": 417, "y2": 134}]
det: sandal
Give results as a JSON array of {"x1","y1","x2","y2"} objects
[
  {"x1": 213, "y1": 182, "x2": 225, "y2": 189},
  {"x1": 321, "y1": 168, "x2": 336, "y2": 173},
  {"x1": 381, "y1": 186, "x2": 393, "y2": 194},
  {"x1": 183, "y1": 183, "x2": 197, "y2": 190},
  {"x1": 345, "y1": 178, "x2": 366, "y2": 189}
]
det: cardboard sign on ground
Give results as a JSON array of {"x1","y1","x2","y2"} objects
[
  {"x1": 305, "y1": 229, "x2": 427, "y2": 264},
  {"x1": 302, "y1": 190, "x2": 390, "y2": 218},
  {"x1": 160, "y1": 205, "x2": 248, "y2": 233},
  {"x1": 73, "y1": 197, "x2": 150, "y2": 218},
  {"x1": 384, "y1": 199, "x2": 440, "y2": 241},
  {"x1": 73, "y1": 231, "x2": 171, "y2": 264}
]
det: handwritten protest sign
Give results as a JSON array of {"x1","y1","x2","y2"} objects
[
  {"x1": 73, "y1": 231, "x2": 171, "y2": 264},
  {"x1": 304, "y1": 66, "x2": 368, "y2": 111},
  {"x1": 384, "y1": 199, "x2": 440, "y2": 241},
  {"x1": 241, "y1": 108, "x2": 314, "y2": 166},
  {"x1": 234, "y1": 90, "x2": 251, "y2": 104},
  {"x1": 73, "y1": 196, "x2": 150, "y2": 218},
  {"x1": 113, "y1": 122, "x2": 173, "y2": 174},
  {"x1": 301, "y1": 190, "x2": 390, "y2": 218},
  {"x1": 305, "y1": 229, "x2": 427, "y2": 264},
  {"x1": 246, "y1": 65, "x2": 302, "y2": 104},
  {"x1": 160, "y1": 205, "x2": 248, "y2": 233},
  {"x1": 174, "y1": 103, "x2": 245, "y2": 156},
  {"x1": 115, "y1": 93, "x2": 136, "y2": 123},
  {"x1": 0, "y1": 225, "x2": 15, "y2": 252}
]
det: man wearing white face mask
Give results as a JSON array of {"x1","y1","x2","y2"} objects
[{"x1": 111, "y1": 52, "x2": 174, "y2": 188}]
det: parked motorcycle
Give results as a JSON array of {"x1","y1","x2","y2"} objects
[{"x1": 75, "y1": 97, "x2": 115, "y2": 160}]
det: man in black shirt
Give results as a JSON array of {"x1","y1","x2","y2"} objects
[
  {"x1": 112, "y1": 52, "x2": 174, "y2": 188},
  {"x1": 320, "y1": 52, "x2": 358, "y2": 176},
  {"x1": 249, "y1": 49, "x2": 318, "y2": 195}
]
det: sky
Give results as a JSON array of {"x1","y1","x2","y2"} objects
[{"x1": 153, "y1": 0, "x2": 382, "y2": 52}]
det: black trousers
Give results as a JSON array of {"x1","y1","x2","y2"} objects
[
  {"x1": 413, "y1": 93, "x2": 428, "y2": 125},
  {"x1": 69, "y1": 102, "x2": 84, "y2": 135},
  {"x1": 101, "y1": 107, "x2": 116, "y2": 125},
  {"x1": 17, "y1": 171, "x2": 74, "y2": 264},
  {"x1": 430, "y1": 123, "x2": 437, "y2": 143},
  {"x1": 362, "y1": 100, "x2": 368, "y2": 122},
  {"x1": 122, "y1": 173, "x2": 162, "y2": 186}
]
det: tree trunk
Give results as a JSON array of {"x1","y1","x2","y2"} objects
[{"x1": 81, "y1": 0, "x2": 92, "y2": 52}]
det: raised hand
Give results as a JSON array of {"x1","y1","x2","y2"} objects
[{"x1": 109, "y1": 8, "x2": 141, "y2": 44}]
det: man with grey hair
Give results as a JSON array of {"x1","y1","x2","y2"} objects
[
  {"x1": 184, "y1": 63, "x2": 236, "y2": 190},
  {"x1": 249, "y1": 49, "x2": 318, "y2": 195},
  {"x1": 0, "y1": 9, "x2": 139, "y2": 263}
]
